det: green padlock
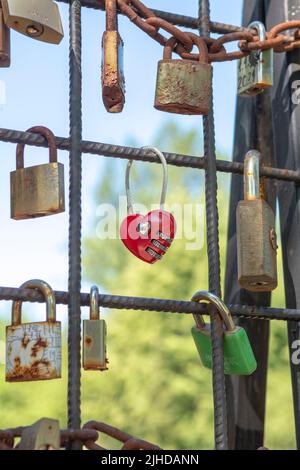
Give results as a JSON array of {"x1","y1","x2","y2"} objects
[{"x1": 191, "y1": 291, "x2": 257, "y2": 376}]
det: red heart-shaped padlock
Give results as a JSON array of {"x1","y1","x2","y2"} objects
[
  {"x1": 120, "y1": 147, "x2": 176, "y2": 264},
  {"x1": 120, "y1": 209, "x2": 176, "y2": 264}
]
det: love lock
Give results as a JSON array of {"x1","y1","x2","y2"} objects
[
  {"x1": 120, "y1": 147, "x2": 176, "y2": 264},
  {"x1": 191, "y1": 291, "x2": 257, "y2": 376}
]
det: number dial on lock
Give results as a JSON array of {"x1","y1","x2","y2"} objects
[{"x1": 120, "y1": 210, "x2": 176, "y2": 264}]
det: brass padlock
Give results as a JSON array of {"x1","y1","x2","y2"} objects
[
  {"x1": 6, "y1": 279, "x2": 62, "y2": 382},
  {"x1": 83, "y1": 286, "x2": 108, "y2": 371},
  {"x1": 0, "y1": 4, "x2": 10, "y2": 67},
  {"x1": 237, "y1": 150, "x2": 277, "y2": 292},
  {"x1": 238, "y1": 21, "x2": 273, "y2": 96},
  {"x1": 1, "y1": 0, "x2": 64, "y2": 44},
  {"x1": 102, "y1": 0, "x2": 125, "y2": 113},
  {"x1": 18, "y1": 418, "x2": 60, "y2": 450},
  {"x1": 154, "y1": 34, "x2": 212, "y2": 115},
  {"x1": 10, "y1": 126, "x2": 65, "y2": 220}
]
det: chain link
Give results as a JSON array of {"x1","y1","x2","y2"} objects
[
  {"x1": 116, "y1": 1, "x2": 300, "y2": 62},
  {"x1": 0, "y1": 421, "x2": 160, "y2": 450}
]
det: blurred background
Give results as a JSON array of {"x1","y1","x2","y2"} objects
[{"x1": 0, "y1": 0, "x2": 295, "y2": 449}]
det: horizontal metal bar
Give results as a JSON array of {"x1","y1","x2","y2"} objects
[
  {"x1": 1, "y1": 128, "x2": 299, "y2": 183},
  {"x1": 56, "y1": 0, "x2": 246, "y2": 34},
  {"x1": 0, "y1": 286, "x2": 299, "y2": 321}
]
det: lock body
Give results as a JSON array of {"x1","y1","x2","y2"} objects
[
  {"x1": 237, "y1": 199, "x2": 277, "y2": 291},
  {"x1": 238, "y1": 19, "x2": 273, "y2": 97},
  {"x1": 2, "y1": 0, "x2": 64, "y2": 44},
  {"x1": 11, "y1": 162, "x2": 65, "y2": 220},
  {"x1": 191, "y1": 325, "x2": 257, "y2": 376},
  {"x1": 18, "y1": 418, "x2": 60, "y2": 450},
  {"x1": 0, "y1": 5, "x2": 10, "y2": 67},
  {"x1": 102, "y1": 31, "x2": 125, "y2": 113},
  {"x1": 6, "y1": 321, "x2": 61, "y2": 382},
  {"x1": 83, "y1": 319, "x2": 108, "y2": 371},
  {"x1": 155, "y1": 59, "x2": 212, "y2": 115}
]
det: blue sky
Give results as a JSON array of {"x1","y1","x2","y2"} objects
[{"x1": 0, "y1": 1, "x2": 243, "y2": 324}]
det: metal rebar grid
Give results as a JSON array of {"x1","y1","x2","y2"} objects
[
  {"x1": 68, "y1": 0, "x2": 83, "y2": 450},
  {"x1": 0, "y1": 0, "x2": 298, "y2": 452},
  {"x1": 1, "y1": 286, "x2": 300, "y2": 321},
  {"x1": 199, "y1": 0, "x2": 228, "y2": 451},
  {"x1": 56, "y1": 0, "x2": 247, "y2": 34},
  {"x1": 1, "y1": 128, "x2": 300, "y2": 182}
]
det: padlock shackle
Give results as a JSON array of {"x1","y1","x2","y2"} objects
[
  {"x1": 191, "y1": 291, "x2": 236, "y2": 332},
  {"x1": 90, "y1": 285, "x2": 100, "y2": 320},
  {"x1": 125, "y1": 147, "x2": 168, "y2": 215},
  {"x1": 192, "y1": 313, "x2": 206, "y2": 330},
  {"x1": 105, "y1": 0, "x2": 117, "y2": 32},
  {"x1": 12, "y1": 279, "x2": 56, "y2": 326},
  {"x1": 248, "y1": 21, "x2": 267, "y2": 42},
  {"x1": 163, "y1": 33, "x2": 209, "y2": 64},
  {"x1": 16, "y1": 126, "x2": 58, "y2": 170},
  {"x1": 244, "y1": 150, "x2": 261, "y2": 201}
]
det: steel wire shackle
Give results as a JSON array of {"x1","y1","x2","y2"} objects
[{"x1": 125, "y1": 146, "x2": 168, "y2": 215}]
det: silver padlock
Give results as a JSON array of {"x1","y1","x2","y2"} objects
[
  {"x1": 83, "y1": 286, "x2": 108, "y2": 371},
  {"x1": 1, "y1": 0, "x2": 64, "y2": 44},
  {"x1": 238, "y1": 21, "x2": 273, "y2": 97},
  {"x1": 6, "y1": 279, "x2": 62, "y2": 382}
]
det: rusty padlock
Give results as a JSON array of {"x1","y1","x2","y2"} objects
[
  {"x1": 18, "y1": 418, "x2": 60, "y2": 450},
  {"x1": 237, "y1": 150, "x2": 278, "y2": 291},
  {"x1": 102, "y1": 0, "x2": 125, "y2": 113},
  {"x1": 1, "y1": 0, "x2": 64, "y2": 44},
  {"x1": 154, "y1": 34, "x2": 212, "y2": 115},
  {"x1": 6, "y1": 280, "x2": 61, "y2": 382},
  {"x1": 83, "y1": 286, "x2": 108, "y2": 371},
  {"x1": 0, "y1": 4, "x2": 10, "y2": 67},
  {"x1": 10, "y1": 126, "x2": 65, "y2": 220}
]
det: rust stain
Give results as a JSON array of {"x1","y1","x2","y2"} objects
[
  {"x1": 30, "y1": 337, "x2": 48, "y2": 358},
  {"x1": 6, "y1": 359, "x2": 60, "y2": 382},
  {"x1": 84, "y1": 336, "x2": 93, "y2": 347}
]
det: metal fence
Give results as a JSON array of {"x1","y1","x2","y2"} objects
[{"x1": 0, "y1": 0, "x2": 299, "y2": 451}]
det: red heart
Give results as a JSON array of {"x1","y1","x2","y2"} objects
[{"x1": 120, "y1": 210, "x2": 176, "y2": 264}]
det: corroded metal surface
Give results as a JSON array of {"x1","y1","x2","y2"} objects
[{"x1": 6, "y1": 322, "x2": 61, "y2": 382}]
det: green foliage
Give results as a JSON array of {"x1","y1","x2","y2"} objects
[{"x1": 0, "y1": 121, "x2": 295, "y2": 450}]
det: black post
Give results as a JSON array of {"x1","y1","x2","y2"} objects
[
  {"x1": 224, "y1": 0, "x2": 275, "y2": 450},
  {"x1": 265, "y1": 0, "x2": 300, "y2": 449}
]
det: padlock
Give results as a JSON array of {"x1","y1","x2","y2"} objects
[
  {"x1": 10, "y1": 126, "x2": 65, "y2": 220},
  {"x1": 154, "y1": 33, "x2": 212, "y2": 115},
  {"x1": 237, "y1": 150, "x2": 277, "y2": 291},
  {"x1": 0, "y1": 4, "x2": 10, "y2": 67},
  {"x1": 18, "y1": 418, "x2": 60, "y2": 450},
  {"x1": 6, "y1": 279, "x2": 61, "y2": 382},
  {"x1": 102, "y1": 0, "x2": 125, "y2": 113},
  {"x1": 120, "y1": 147, "x2": 176, "y2": 264},
  {"x1": 191, "y1": 291, "x2": 257, "y2": 376},
  {"x1": 238, "y1": 21, "x2": 273, "y2": 96},
  {"x1": 1, "y1": 0, "x2": 64, "y2": 44},
  {"x1": 83, "y1": 286, "x2": 108, "y2": 371}
]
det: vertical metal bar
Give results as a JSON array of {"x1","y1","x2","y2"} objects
[
  {"x1": 198, "y1": 0, "x2": 228, "y2": 450},
  {"x1": 265, "y1": 0, "x2": 300, "y2": 449},
  {"x1": 224, "y1": 0, "x2": 273, "y2": 450},
  {"x1": 68, "y1": 0, "x2": 82, "y2": 449}
]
